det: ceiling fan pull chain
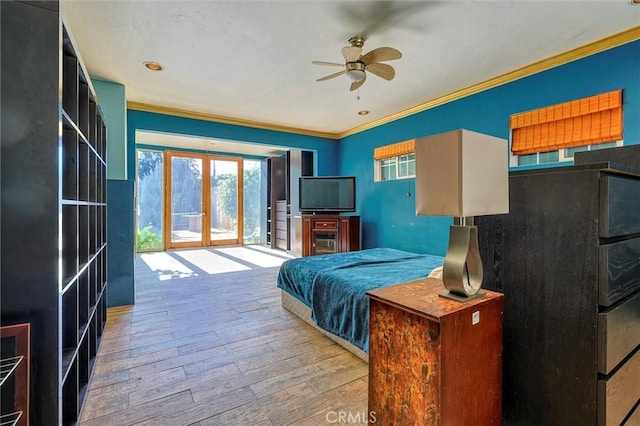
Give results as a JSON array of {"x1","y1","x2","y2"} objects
[{"x1": 357, "y1": 89, "x2": 360, "y2": 101}]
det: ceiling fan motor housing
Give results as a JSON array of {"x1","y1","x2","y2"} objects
[{"x1": 348, "y1": 36, "x2": 365, "y2": 48}]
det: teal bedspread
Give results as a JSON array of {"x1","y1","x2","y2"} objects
[{"x1": 277, "y1": 248, "x2": 444, "y2": 352}]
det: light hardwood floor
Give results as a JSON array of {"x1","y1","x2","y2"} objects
[{"x1": 79, "y1": 246, "x2": 369, "y2": 425}]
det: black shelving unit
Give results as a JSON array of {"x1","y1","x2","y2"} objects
[{"x1": 1, "y1": 2, "x2": 107, "y2": 424}]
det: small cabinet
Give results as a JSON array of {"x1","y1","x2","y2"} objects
[
  {"x1": 302, "y1": 215, "x2": 360, "y2": 256},
  {"x1": 367, "y1": 280, "x2": 503, "y2": 425}
]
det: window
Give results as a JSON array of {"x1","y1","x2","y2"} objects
[
  {"x1": 509, "y1": 90, "x2": 623, "y2": 167},
  {"x1": 374, "y1": 139, "x2": 416, "y2": 181},
  {"x1": 136, "y1": 149, "x2": 164, "y2": 251},
  {"x1": 377, "y1": 153, "x2": 415, "y2": 181},
  {"x1": 512, "y1": 141, "x2": 622, "y2": 167}
]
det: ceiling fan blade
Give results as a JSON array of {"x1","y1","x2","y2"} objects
[
  {"x1": 366, "y1": 63, "x2": 395, "y2": 81},
  {"x1": 312, "y1": 61, "x2": 344, "y2": 67},
  {"x1": 360, "y1": 47, "x2": 402, "y2": 65},
  {"x1": 342, "y1": 45, "x2": 362, "y2": 62},
  {"x1": 350, "y1": 73, "x2": 366, "y2": 91},
  {"x1": 316, "y1": 70, "x2": 346, "y2": 82}
]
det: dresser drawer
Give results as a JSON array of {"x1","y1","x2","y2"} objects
[
  {"x1": 599, "y1": 175, "x2": 640, "y2": 238},
  {"x1": 598, "y1": 349, "x2": 640, "y2": 426},
  {"x1": 313, "y1": 219, "x2": 338, "y2": 230},
  {"x1": 275, "y1": 229, "x2": 288, "y2": 241},
  {"x1": 599, "y1": 237, "x2": 640, "y2": 306},
  {"x1": 276, "y1": 200, "x2": 287, "y2": 213},
  {"x1": 598, "y1": 291, "x2": 640, "y2": 374}
]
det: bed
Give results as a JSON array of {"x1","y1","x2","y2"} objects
[{"x1": 277, "y1": 248, "x2": 444, "y2": 361}]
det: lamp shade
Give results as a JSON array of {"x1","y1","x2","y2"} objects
[{"x1": 415, "y1": 129, "x2": 509, "y2": 217}]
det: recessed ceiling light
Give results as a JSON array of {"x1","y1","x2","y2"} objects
[
  {"x1": 144, "y1": 61, "x2": 163, "y2": 71},
  {"x1": 358, "y1": 110, "x2": 370, "y2": 116}
]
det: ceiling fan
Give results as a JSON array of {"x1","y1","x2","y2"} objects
[{"x1": 312, "y1": 36, "x2": 402, "y2": 91}]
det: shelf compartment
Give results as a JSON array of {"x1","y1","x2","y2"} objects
[
  {"x1": 62, "y1": 285, "x2": 78, "y2": 357},
  {"x1": 78, "y1": 82, "x2": 90, "y2": 139},
  {"x1": 62, "y1": 129, "x2": 78, "y2": 201},
  {"x1": 61, "y1": 205, "x2": 78, "y2": 286},
  {"x1": 97, "y1": 206, "x2": 104, "y2": 248},
  {"x1": 89, "y1": 257, "x2": 97, "y2": 308},
  {"x1": 77, "y1": 269, "x2": 89, "y2": 338},
  {"x1": 88, "y1": 314, "x2": 98, "y2": 361},
  {"x1": 77, "y1": 335, "x2": 89, "y2": 392},
  {"x1": 89, "y1": 100, "x2": 97, "y2": 145},
  {"x1": 78, "y1": 205, "x2": 89, "y2": 267},
  {"x1": 98, "y1": 250, "x2": 106, "y2": 295},
  {"x1": 96, "y1": 165, "x2": 104, "y2": 204},
  {"x1": 78, "y1": 141, "x2": 89, "y2": 202},
  {"x1": 89, "y1": 151, "x2": 97, "y2": 203},
  {"x1": 89, "y1": 206, "x2": 97, "y2": 256},
  {"x1": 62, "y1": 55, "x2": 78, "y2": 125},
  {"x1": 61, "y1": 358, "x2": 78, "y2": 425},
  {"x1": 99, "y1": 118, "x2": 107, "y2": 162},
  {"x1": 97, "y1": 295, "x2": 107, "y2": 338}
]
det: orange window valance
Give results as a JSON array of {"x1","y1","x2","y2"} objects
[
  {"x1": 374, "y1": 139, "x2": 415, "y2": 160},
  {"x1": 510, "y1": 90, "x2": 623, "y2": 155}
]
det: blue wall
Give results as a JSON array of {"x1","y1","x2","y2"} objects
[
  {"x1": 127, "y1": 110, "x2": 340, "y2": 179},
  {"x1": 107, "y1": 179, "x2": 136, "y2": 307},
  {"x1": 338, "y1": 40, "x2": 640, "y2": 256},
  {"x1": 93, "y1": 80, "x2": 127, "y2": 179}
]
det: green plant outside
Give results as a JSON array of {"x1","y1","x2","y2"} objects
[{"x1": 137, "y1": 225, "x2": 163, "y2": 251}]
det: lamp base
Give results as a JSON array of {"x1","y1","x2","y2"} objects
[
  {"x1": 441, "y1": 224, "x2": 484, "y2": 301},
  {"x1": 439, "y1": 289, "x2": 486, "y2": 303}
]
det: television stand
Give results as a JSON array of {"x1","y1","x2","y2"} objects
[{"x1": 302, "y1": 215, "x2": 360, "y2": 256}]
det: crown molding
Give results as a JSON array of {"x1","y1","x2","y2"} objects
[
  {"x1": 127, "y1": 26, "x2": 639, "y2": 141},
  {"x1": 126, "y1": 102, "x2": 340, "y2": 139},
  {"x1": 337, "y1": 26, "x2": 640, "y2": 139}
]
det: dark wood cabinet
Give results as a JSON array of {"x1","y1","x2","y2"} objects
[
  {"x1": 367, "y1": 279, "x2": 504, "y2": 426},
  {"x1": 302, "y1": 215, "x2": 360, "y2": 256},
  {"x1": 1, "y1": 2, "x2": 107, "y2": 424},
  {"x1": 266, "y1": 151, "x2": 313, "y2": 252},
  {"x1": 477, "y1": 162, "x2": 640, "y2": 426}
]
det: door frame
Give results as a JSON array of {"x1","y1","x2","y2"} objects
[{"x1": 163, "y1": 151, "x2": 244, "y2": 249}]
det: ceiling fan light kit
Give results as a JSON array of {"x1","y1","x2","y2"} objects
[
  {"x1": 346, "y1": 62, "x2": 366, "y2": 82},
  {"x1": 313, "y1": 35, "x2": 402, "y2": 91}
]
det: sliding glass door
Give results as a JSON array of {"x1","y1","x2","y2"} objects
[
  {"x1": 209, "y1": 158, "x2": 243, "y2": 245},
  {"x1": 165, "y1": 151, "x2": 243, "y2": 248}
]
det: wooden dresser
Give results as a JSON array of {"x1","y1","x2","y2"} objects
[
  {"x1": 367, "y1": 279, "x2": 504, "y2": 425},
  {"x1": 301, "y1": 215, "x2": 360, "y2": 256},
  {"x1": 478, "y1": 162, "x2": 640, "y2": 425}
]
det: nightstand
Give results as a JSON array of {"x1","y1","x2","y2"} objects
[{"x1": 367, "y1": 279, "x2": 503, "y2": 425}]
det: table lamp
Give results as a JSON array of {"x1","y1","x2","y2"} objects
[{"x1": 415, "y1": 129, "x2": 509, "y2": 301}]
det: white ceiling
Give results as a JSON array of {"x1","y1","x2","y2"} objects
[{"x1": 62, "y1": 0, "x2": 639, "y2": 144}]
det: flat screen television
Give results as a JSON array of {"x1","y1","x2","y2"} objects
[{"x1": 299, "y1": 176, "x2": 356, "y2": 213}]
